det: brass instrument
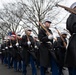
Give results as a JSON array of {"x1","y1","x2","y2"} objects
[
  {"x1": 55, "y1": 27, "x2": 67, "y2": 48},
  {"x1": 56, "y1": 4, "x2": 76, "y2": 14}
]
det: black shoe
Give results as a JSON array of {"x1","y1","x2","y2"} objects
[
  {"x1": 22, "y1": 74, "x2": 26, "y2": 75},
  {"x1": 17, "y1": 69, "x2": 22, "y2": 72}
]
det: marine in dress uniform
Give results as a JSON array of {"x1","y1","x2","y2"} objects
[
  {"x1": 21, "y1": 28, "x2": 37, "y2": 75},
  {"x1": 65, "y1": 2, "x2": 76, "y2": 75},
  {"x1": 1, "y1": 41, "x2": 6, "y2": 64},
  {"x1": 13, "y1": 34, "x2": 22, "y2": 72},
  {"x1": 34, "y1": 36, "x2": 40, "y2": 68},
  {"x1": 53, "y1": 32, "x2": 67, "y2": 75},
  {"x1": 38, "y1": 19, "x2": 59, "y2": 75}
]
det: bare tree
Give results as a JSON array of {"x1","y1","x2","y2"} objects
[
  {"x1": 0, "y1": 3, "x2": 24, "y2": 34},
  {"x1": 0, "y1": 0, "x2": 66, "y2": 37},
  {"x1": 15, "y1": 0, "x2": 65, "y2": 34}
]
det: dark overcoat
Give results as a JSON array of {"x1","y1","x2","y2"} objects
[
  {"x1": 1, "y1": 43, "x2": 6, "y2": 58},
  {"x1": 8, "y1": 40, "x2": 16, "y2": 58},
  {"x1": 21, "y1": 35, "x2": 35, "y2": 65},
  {"x1": 34, "y1": 40, "x2": 40, "y2": 64},
  {"x1": 38, "y1": 28, "x2": 53, "y2": 67},
  {"x1": 14, "y1": 39, "x2": 22, "y2": 61},
  {"x1": 53, "y1": 37, "x2": 66, "y2": 66},
  {"x1": 65, "y1": 14, "x2": 76, "y2": 67}
]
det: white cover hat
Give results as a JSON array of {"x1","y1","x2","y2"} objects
[
  {"x1": 61, "y1": 31, "x2": 67, "y2": 35},
  {"x1": 25, "y1": 28, "x2": 32, "y2": 31},
  {"x1": 44, "y1": 18, "x2": 52, "y2": 23},
  {"x1": 70, "y1": 2, "x2": 76, "y2": 9}
]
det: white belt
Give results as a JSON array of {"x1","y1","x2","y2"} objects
[
  {"x1": 40, "y1": 41, "x2": 52, "y2": 44},
  {"x1": 46, "y1": 42, "x2": 52, "y2": 45}
]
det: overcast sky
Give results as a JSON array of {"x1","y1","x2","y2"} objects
[
  {"x1": 0, "y1": 0, "x2": 76, "y2": 31},
  {"x1": 0, "y1": 0, "x2": 75, "y2": 24},
  {"x1": 0, "y1": 0, "x2": 75, "y2": 8},
  {"x1": 0, "y1": 0, "x2": 75, "y2": 37}
]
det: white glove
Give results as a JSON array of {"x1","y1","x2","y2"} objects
[
  {"x1": 5, "y1": 47, "x2": 8, "y2": 49},
  {"x1": 27, "y1": 41, "x2": 31, "y2": 45},
  {"x1": 48, "y1": 35, "x2": 53, "y2": 40},
  {"x1": 35, "y1": 45, "x2": 37, "y2": 48},
  {"x1": 9, "y1": 45, "x2": 12, "y2": 48},
  {"x1": 19, "y1": 46, "x2": 21, "y2": 48},
  {"x1": 35, "y1": 45, "x2": 38, "y2": 49},
  {"x1": 16, "y1": 43, "x2": 19, "y2": 46}
]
